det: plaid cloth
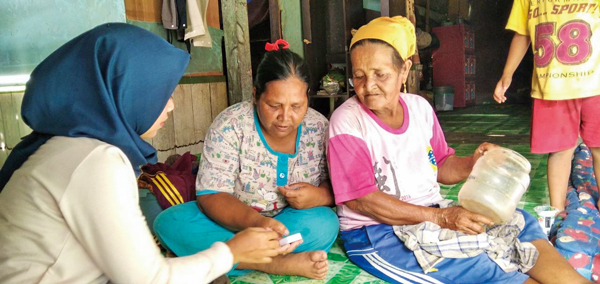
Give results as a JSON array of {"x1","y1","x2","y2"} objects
[{"x1": 393, "y1": 211, "x2": 539, "y2": 274}]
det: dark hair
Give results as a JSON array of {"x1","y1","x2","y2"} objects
[
  {"x1": 350, "y1": 39, "x2": 404, "y2": 70},
  {"x1": 254, "y1": 45, "x2": 310, "y2": 100}
]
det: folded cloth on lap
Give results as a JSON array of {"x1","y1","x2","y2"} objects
[{"x1": 394, "y1": 210, "x2": 538, "y2": 274}]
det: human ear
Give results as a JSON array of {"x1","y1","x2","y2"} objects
[
  {"x1": 403, "y1": 59, "x2": 413, "y2": 76},
  {"x1": 400, "y1": 59, "x2": 413, "y2": 83}
]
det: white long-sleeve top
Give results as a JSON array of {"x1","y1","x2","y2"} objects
[{"x1": 0, "y1": 136, "x2": 233, "y2": 283}]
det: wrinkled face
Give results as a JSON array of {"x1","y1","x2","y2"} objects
[
  {"x1": 141, "y1": 97, "x2": 174, "y2": 139},
  {"x1": 350, "y1": 43, "x2": 411, "y2": 112},
  {"x1": 255, "y1": 76, "x2": 308, "y2": 140}
]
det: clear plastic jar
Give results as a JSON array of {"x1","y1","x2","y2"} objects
[{"x1": 458, "y1": 147, "x2": 531, "y2": 224}]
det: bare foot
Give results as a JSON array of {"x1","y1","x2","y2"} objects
[{"x1": 238, "y1": 250, "x2": 328, "y2": 279}]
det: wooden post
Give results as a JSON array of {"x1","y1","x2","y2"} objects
[
  {"x1": 269, "y1": 0, "x2": 282, "y2": 40},
  {"x1": 381, "y1": 0, "x2": 409, "y2": 18},
  {"x1": 425, "y1": 0, "x2": 430, "y2": 32},
  {"x1": 221, "y1": 0, "x2": 253, "y2": 104},
  {"x1": 301, "y1": 0, "x2": 311, "y2": 45},
  {"x1": 380, "y1": 0, "x2": 389, "y2": 16},
  {"x1": 301, "y1": 0, "x2": 315, "y2": 93}
]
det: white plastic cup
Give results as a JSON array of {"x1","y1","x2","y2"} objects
[{"x1": 534, "y1": 205, "x2": 558, "y2": 235}]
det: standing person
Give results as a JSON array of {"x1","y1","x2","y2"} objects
[
  {"x1": 153, "y1": 39, "x2": 339, "y2": 280},
  {"x1": 328, "y1": 16, "x2": 590, "y2": 283},
  {"x1": 0, "y1": 23, "x2": 286, "y2": 284},
  {"x1": 494, "y1": 1, "x2": 600, "y2": 211}
]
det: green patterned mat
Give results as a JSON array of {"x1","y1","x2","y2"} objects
[
  {"x1": 229, "y1": 104, "x2": 548, "y2": 283},
  {"x1": 437, "y1": 104, "x2": 549, "y2": 216}
]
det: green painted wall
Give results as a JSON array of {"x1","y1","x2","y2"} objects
[
  {"x1": 363, "y1": 0, "x2": 381, "y2": 11},
  {"x1": 0, "y1": 0, "x2": 126, "y2": 77},
  {"x1": 0, "y1": 1, "x2": 223, "y2": 78},
  {"x1": 280, "y1": 0, "x2": 304, "y2": 58},
  {"x1": 127, "y1": 20, "x2": 224, "y2": 75}
]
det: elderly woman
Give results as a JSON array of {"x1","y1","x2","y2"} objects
[
  {"x1": 327, "y1": 17, "x2": 590, "y2": 284},
  {"x1": 154, "y1": 40, "x2": 339, "y2": 280}
]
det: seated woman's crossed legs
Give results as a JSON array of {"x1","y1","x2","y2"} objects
[{"x1": 154, "y1": 201, "x2": 339, "y2": 279}]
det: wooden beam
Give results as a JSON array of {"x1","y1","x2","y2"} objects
[
  {"x1": 301, "y1": 0, "x2": 312, "y2": 44},
  {"x1": 425, "y1": 0, "x2": 430, "y2": 32},
  {"x1": 221, "y1": 0, "x2": 253, "y2": 105},
  {"x1": 207, "y1": 0, "x2": 221, "y2": 29},
  {"x1": 381, "y1": 0, "x2": 409, "y2": 17},
  {"x1": 302, "y1": 0, "x2": 329, "y2": 95},
  {"x1": 124, "y1": 0, "x2": 161, "y2": 22},
  {"x1": 380, "y1": 0, "x2": 390, "y2": 16},
  {"x1": 269, "y1": 0, "x2": 282, "y2": 40}
]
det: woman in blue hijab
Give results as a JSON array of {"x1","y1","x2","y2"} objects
[{"x1": 0, "y1": 23, "x2": 286, "y2": 283}]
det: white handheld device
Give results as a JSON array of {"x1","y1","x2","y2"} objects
[{"x1": 279, "y1": 233, "x2": 303, "y2": 246}]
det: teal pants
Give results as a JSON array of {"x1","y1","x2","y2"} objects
[{"x1": 153, "y1": 201, "x2": 339, "y2": 275}]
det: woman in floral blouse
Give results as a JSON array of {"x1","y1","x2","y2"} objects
[{"x1": 154, "y1": 40, "x2": 339, "y2": 280}]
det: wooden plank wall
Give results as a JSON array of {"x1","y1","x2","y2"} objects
[
  {"x1": 221, "y1": 0, "x2": 253, "y2": 105},
  {"x1": 0, "y1": 82, "x2": 227, "y2": 168},
  {"x1": 149, "y1": 81, "x2": 228, "y2": 162},
  {"x1": 124, "y1": 0, "x2": 230, "y2": 163},
  {"x1": 0, "y1": 92, "x2": 32, "y2": 166}
]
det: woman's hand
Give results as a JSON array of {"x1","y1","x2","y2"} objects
[
  {"x1": 279, "y1": 238, "x2": 303, "y2": 255},
  {"x1": 226, "y1": 227, "x2": 288, "y2": 264},
  {"x1": 253, "y1": 215, "x2": 290, "y2": 236},
  {"x1": 471, "y1": 142, "x2": 499, "y2": 165},
  {"x1": 436, "y1": 206, "x2": 494, "y2": 235},
  {"x1": 278, "y1": 183, "x2": 323, "y2": 209}
]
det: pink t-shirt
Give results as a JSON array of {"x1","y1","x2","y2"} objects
[{"x1": 327, "y1": 94, "x2": 454, "y2": 231}]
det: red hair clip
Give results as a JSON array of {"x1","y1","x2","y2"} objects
[{"x1": 265, "y1": 39, "x2": 290, "y2": 51}]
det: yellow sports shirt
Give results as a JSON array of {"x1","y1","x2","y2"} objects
[{"x1": 507, "y1": 0, "x2": 600, "y2": 100}]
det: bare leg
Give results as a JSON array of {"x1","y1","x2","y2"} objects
[
  {"x1": 590, "y1": 147, "x2": 600, "y2": 209},
  {"x1": 547, "y1": 147, "x2": 576, "y2": 211},
  {"x1": 526, "y1": 239, "x2": 591, "y2": 283},
  {"x1": 237, "y1": 250, "x2": 328, "y2": 279}
]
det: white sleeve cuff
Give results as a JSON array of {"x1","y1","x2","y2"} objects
[
  {"x1": 205, "y1": 242, "x2": 234, "y2": 275},
  {"x1": 166, "y1": 241, "x2": 234, "y2": 283}
]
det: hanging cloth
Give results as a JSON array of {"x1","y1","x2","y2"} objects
[
  {"x1": 0, "y1": 23, "x2": 190, "y2": 191},
  {"x1": 162, "y1": 0, "x2": 178, "y2": 30},
  {"x1": 185, "y1": 0, "x2": 212, "y2": 48},
  {"x1": 162, "y1": 0, "x2": 192, "y2": 52}
]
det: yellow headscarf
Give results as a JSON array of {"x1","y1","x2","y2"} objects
[{"x1": 350, "y1": 16, "x2": 416, "y2": 61}]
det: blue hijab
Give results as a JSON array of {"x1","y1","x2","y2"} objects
[{"x1": 0, "y1": 23, "x2": 190, "y2": 191}]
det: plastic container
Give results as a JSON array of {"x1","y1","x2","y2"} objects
[
  {"x1": 534, "y1": 205, "x2": 559, "y2": 235},
  {"x1": 434, "y1": 86, "x2": 454, "y2": 111},
  {"x1": 458, "y1": 147, "x2": 531, "y2": 224}
]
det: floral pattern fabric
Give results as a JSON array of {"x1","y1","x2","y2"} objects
[{"x1": 196, "y1": 101, "x2": 329, "y2": 217}]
